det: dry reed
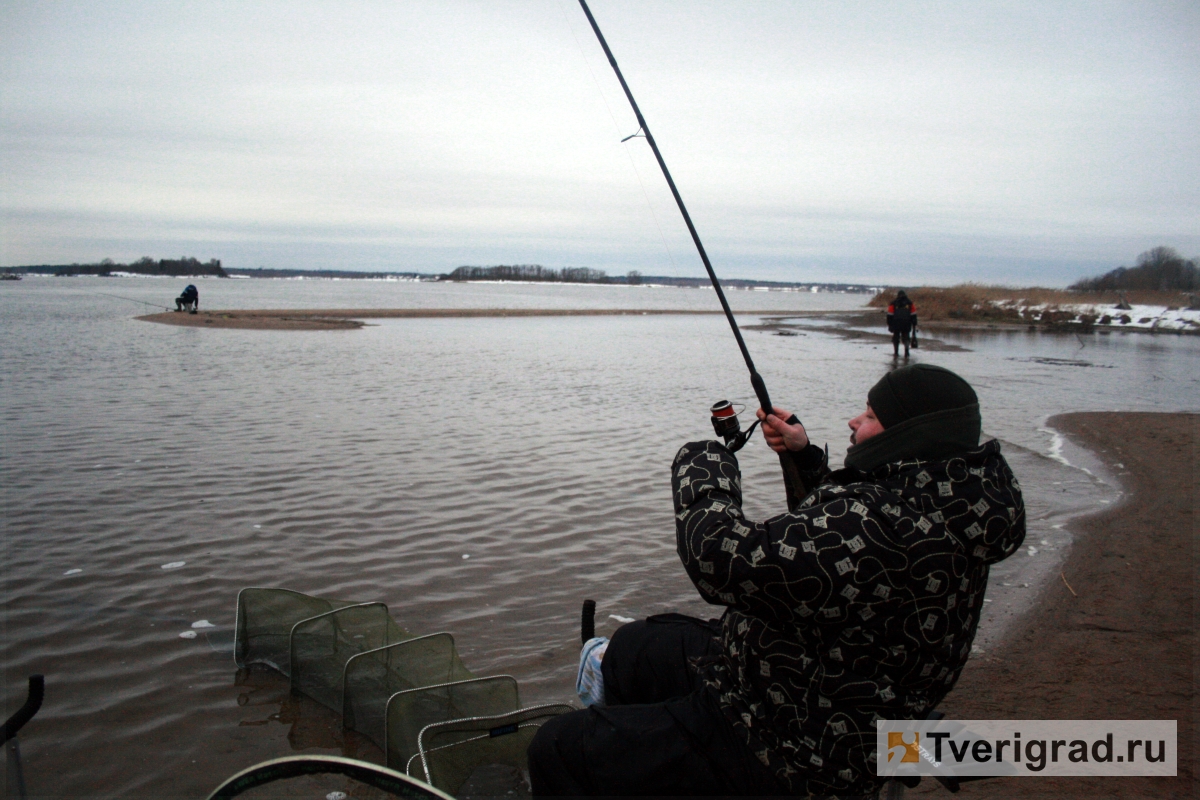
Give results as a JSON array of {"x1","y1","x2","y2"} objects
[{"x1": 868, "y1": 285, "x2": 1197, "y2": 323}]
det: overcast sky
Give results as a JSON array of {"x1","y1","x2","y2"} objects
[{"x1": 2, "y1": 1, "x2": 1197, "y2": 285}]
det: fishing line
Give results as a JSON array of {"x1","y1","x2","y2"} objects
[
  {"x1": 559, "y1": 0, "x2": 683, "y2": 275},
  {"x1": 575, "y1": 0, "x2": 804, "y2": 507},
  {"x1": 92, "y1": 291, "x2": 173, "y2": 311},
  {"x1": 559, "y1": 0, "x2": 723, "y2": 392}
]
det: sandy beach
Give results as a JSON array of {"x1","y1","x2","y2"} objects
[{"x1": 913, "y1": 412, "x2": 1197, "y2": 799}]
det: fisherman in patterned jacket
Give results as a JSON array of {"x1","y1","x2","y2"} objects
[{"x1": 528, "y1": 364, "x2": 1025, "y2": 797}]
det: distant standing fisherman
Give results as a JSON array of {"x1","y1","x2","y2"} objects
[{"x1": 887, "y1": 290, "x2": 917, "y2": 358}]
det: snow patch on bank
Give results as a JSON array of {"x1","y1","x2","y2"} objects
[{"x1": 996, "y1": 300, "x2": 1200, "y2": 332}]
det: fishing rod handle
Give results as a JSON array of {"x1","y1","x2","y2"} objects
[
  {"x1": 2, "y1": 675, "x2": 44, "y2": 743},
  {"x1": 778, "y1": 452, "x2": 805, "y2": 513},
  {"x1": 581, "y1": 600, "x2": 596, "y2": 644},
  {"x1": 751, "y1": 375, "x2": 803, "y2": 428},
  {"x1": 749, "y1": 371, "x2": 804, "y2": 428},
  {"x1": 750, "y1": 381, "x2": 806, "y2": 511},
  {"x1": 749, "y1": 372, "x2": 772, "y2": 416}
]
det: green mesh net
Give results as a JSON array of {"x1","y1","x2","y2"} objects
[
  {"x1": 414, "y1": 705, "x2": 577, "y2": 796},
  {"x1": 345, "y1": 632, "x2": 473, "y2": 748},
  {"x1": 233, "y1": 588, "x2": 574, "y2": 795},
  {"x1": 291, "y1": 602, "x2": 402, "y2": 713},
  {"x1": 386, "y1": 676, "x2": 520, "y2": 772},
  {"x1": 235, "y1": 588, "x2": 357, "y2": 675}
]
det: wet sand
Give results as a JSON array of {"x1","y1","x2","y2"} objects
[
  {"x1": 914, "y1": 412, "x2": 1197, "y2": 799},
  {"x1": 748, "y1": 312, "x2": 970, "y2": 352},
  {"x1": 137, "y1": 308, "x2": 737, "y2": 330}
]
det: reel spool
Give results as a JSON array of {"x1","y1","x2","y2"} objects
[
  {"x1": 710, "y1": 400, "x2": 740, "y2": 440},
  {"x1": 710, "y1": 400, "x2": 759, "y2": 453}
]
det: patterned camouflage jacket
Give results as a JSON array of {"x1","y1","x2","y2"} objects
[{"x1": 672, "y1": 439, "x2": 1025, "y2": 796}]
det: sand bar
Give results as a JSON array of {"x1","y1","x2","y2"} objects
[
  {"x1": 136, "y1": 308, "x2": 746, "y2": 330},
  {"x1": 919, "y1": 412, "x2": 1196, "y2": 799}
]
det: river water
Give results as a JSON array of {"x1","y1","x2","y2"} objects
[{"x1": 3, "y1": 276, "x2": 1198, "y2": 797}]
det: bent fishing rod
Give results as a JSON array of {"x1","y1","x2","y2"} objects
[{"x1": 577, "y1": 0, "x2": 805, "y2": 508}]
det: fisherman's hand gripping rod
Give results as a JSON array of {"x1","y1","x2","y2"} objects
[{"x1": 577, "y1": 0, "x2": 805, "y2": 509}]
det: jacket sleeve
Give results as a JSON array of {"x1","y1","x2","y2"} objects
[{"x1": 672, "y1": 440, "x2": 907, "y2": 627}]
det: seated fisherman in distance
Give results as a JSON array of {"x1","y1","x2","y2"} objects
[
  {"x1": 175, "y1": 284, "x2": 199, "y2": 313},
  {"x1": 528, "y1": 363, "x2": 1026, "y2": 797}
]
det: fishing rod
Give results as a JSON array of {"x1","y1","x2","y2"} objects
[
  {"x1": 576, "y1": 0, "x2": 805, "y2": 509},
  {"x1": 3, "y1": 674, "x2": 44, "y2": 800}
]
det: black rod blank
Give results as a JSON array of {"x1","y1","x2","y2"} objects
[
  {"x1": 576, "y1": 0, "x2": 769, "y2": 409},
  {"x1": 576, "y1": 0, "x2": 803, "y2": 508},
  {"x1": 2, "y1": 675, "x2": 44, "y2": 744}
]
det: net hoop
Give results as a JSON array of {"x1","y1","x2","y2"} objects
[{"x1": 205, "y1": 755, "x2": 455, "y2": 800}]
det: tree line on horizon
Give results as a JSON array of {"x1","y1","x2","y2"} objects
[
  {"x1": 2, "y1": 256, "x2": 226, "y2": 277},
  {"x1": 0, "y1": 258, "x2": 876, "y2": 291},
  {"x1": 17, "y1": 249, "x2": 1195, "y2": 293},
  {"x1": 1070, "y1": 246, "x2": 1197, "y2": 292},
  {"x1": 447, "y1": 264, "x2": 614, "y2": 283}
]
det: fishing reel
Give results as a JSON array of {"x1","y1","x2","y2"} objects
[{"x1": 710, "y1": 400, "x2": 761, "y2": 453}]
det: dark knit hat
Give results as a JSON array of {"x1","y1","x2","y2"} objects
[
  {"x1": 867, "y1": 364, "x2": 977, "y2": 429},
  {"x1": 846, "y1": 364, "x2": 982, "y2": 471}
]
